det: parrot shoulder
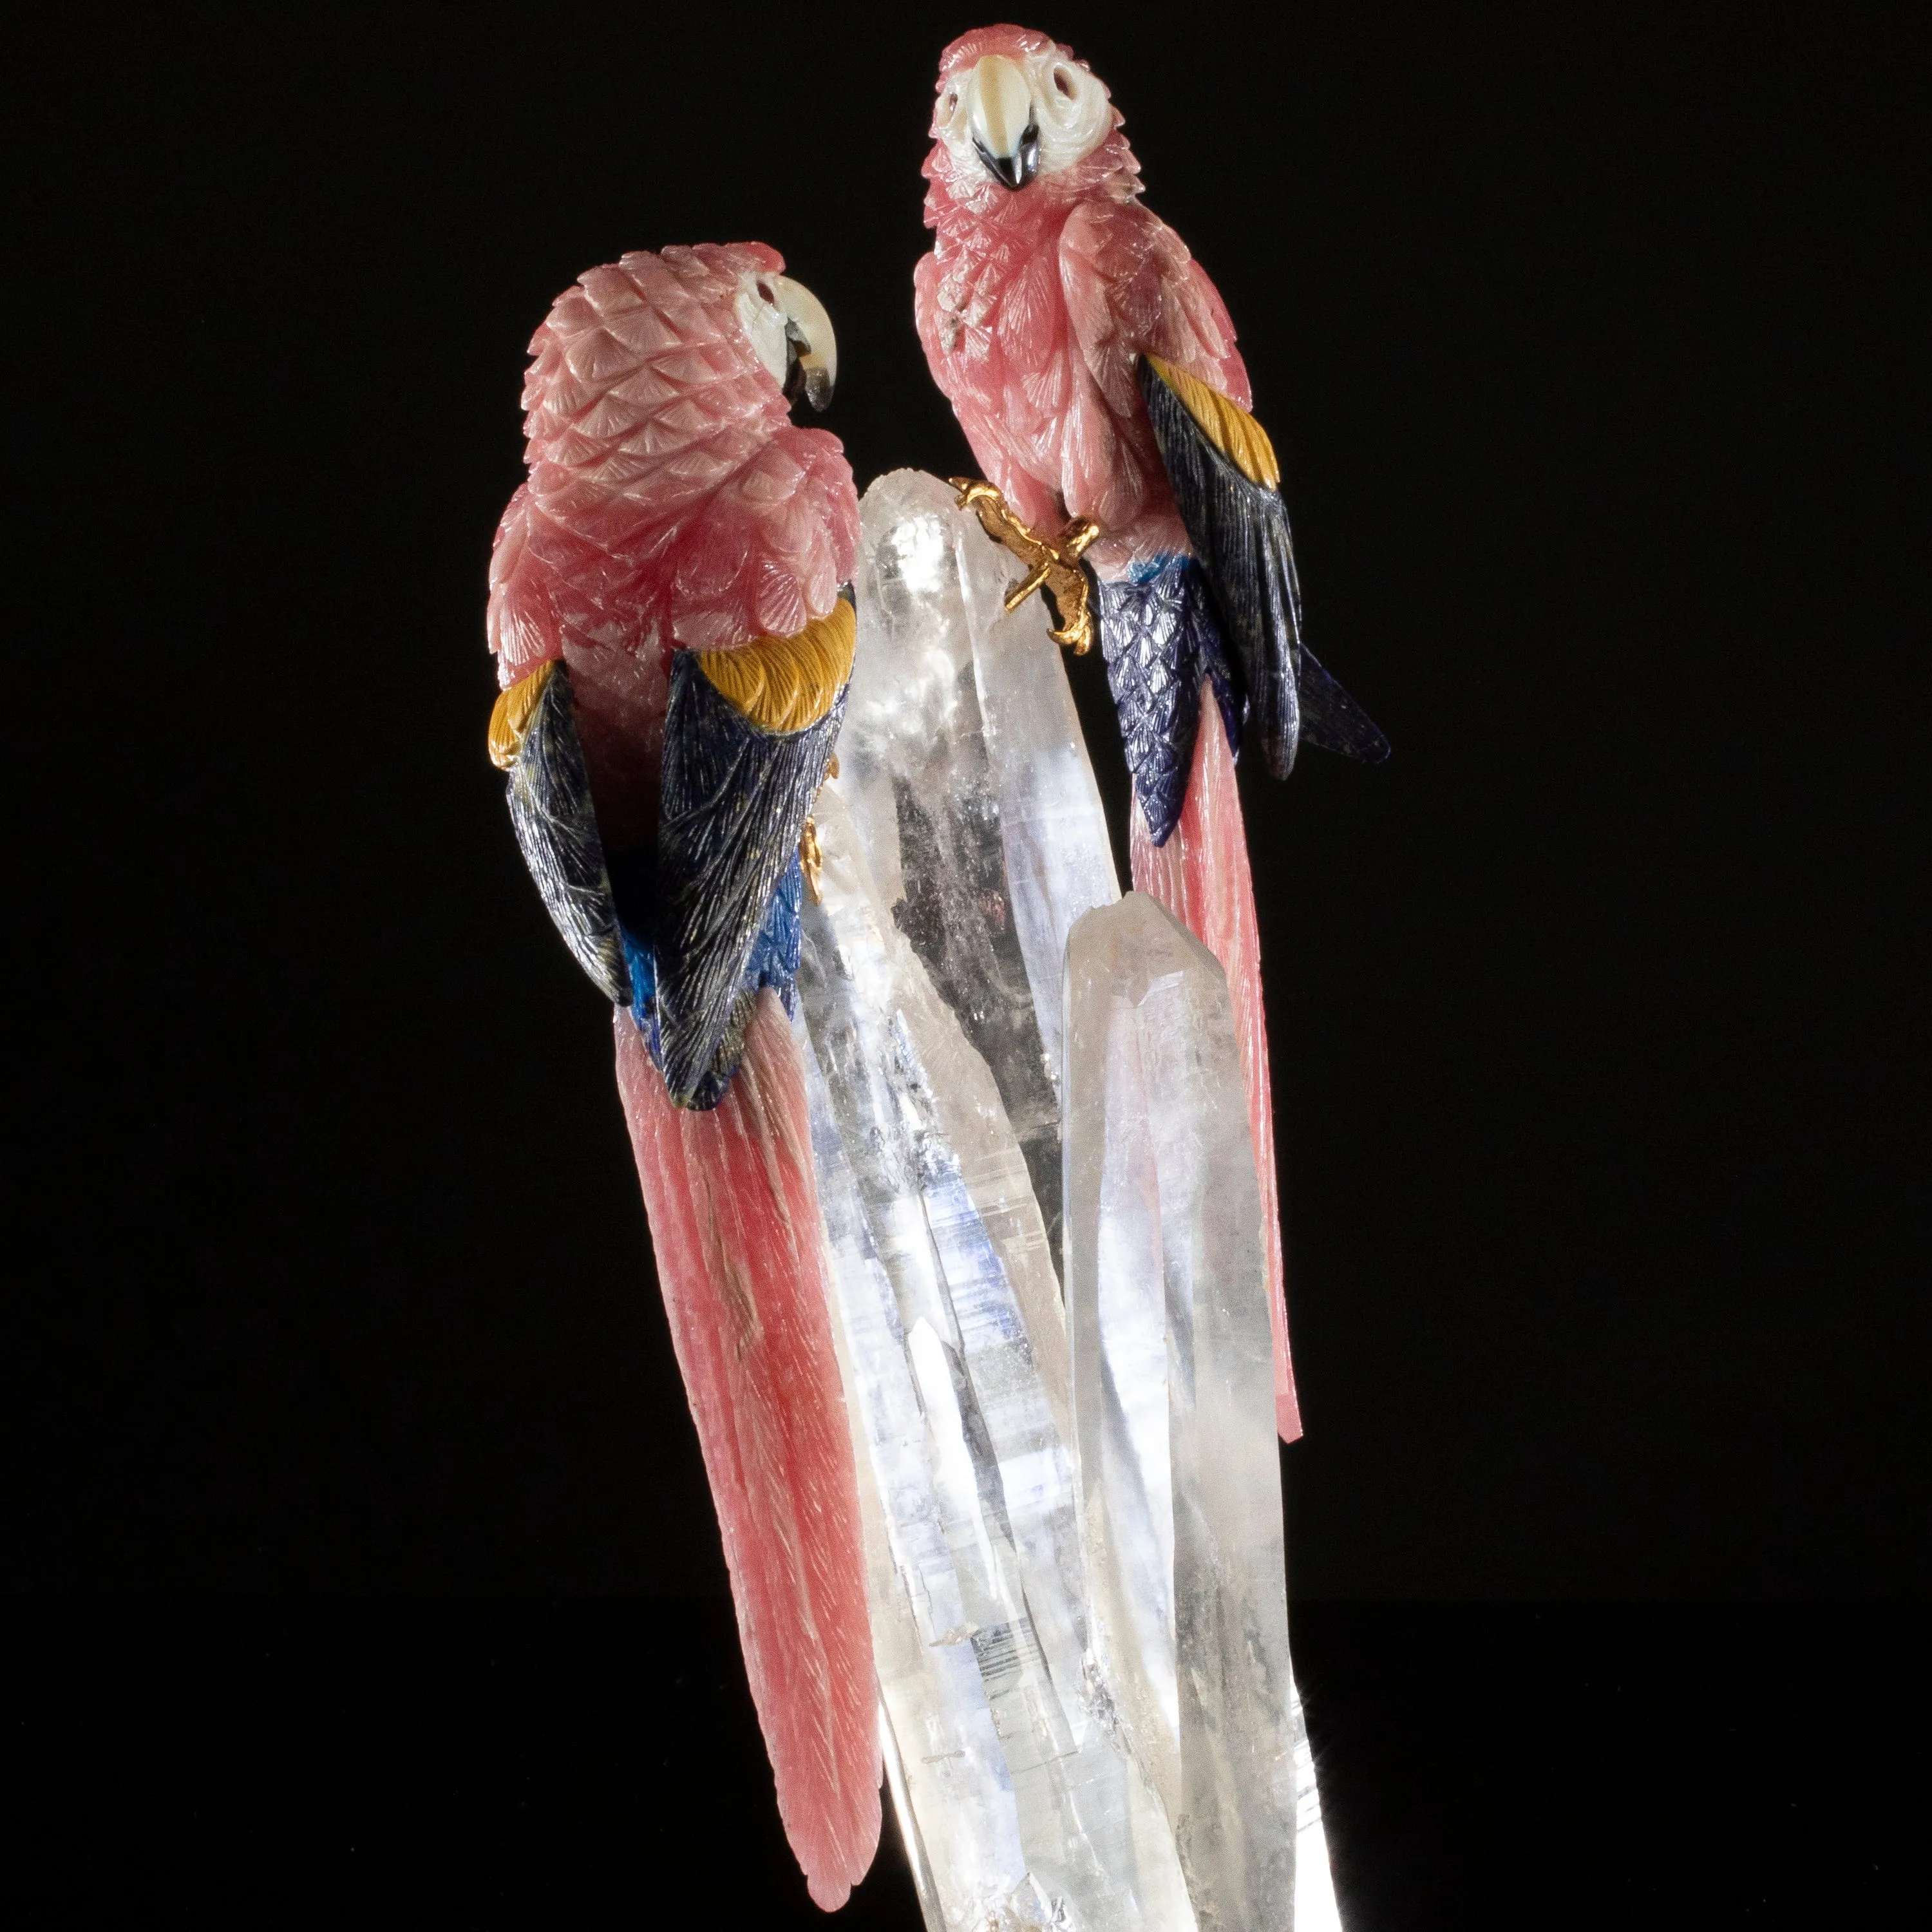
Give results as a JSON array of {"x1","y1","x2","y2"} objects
[
  {"x1": 1059, "y1": 198, "x2": 1250, "y2": 418},
  {"x1": 662, "y1": 426, "x2": 859, "y2": 655},
  {"x1": 913, "y1": 251, "x2": 958, "y2": 390},
  {"x1": 486, "y1": 482, "x2": 611, "y2": 687},
  {"x1": 1143, "y1": 355, "x2": 1280, "y2": 489}
]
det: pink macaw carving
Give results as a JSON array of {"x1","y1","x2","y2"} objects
[
  {"x1": 916, "y1": 27, "x2": 1307, "y2": 1441},
  {"x1": 488, "y1": 245, "x2": 878, "y2": 1908},
  {"x1": 491, "y1": 244, "x2": 858, "y2": 851}
]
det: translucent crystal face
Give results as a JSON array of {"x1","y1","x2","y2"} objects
[
  {"x1": 798, "y1": 473, "x2": 1346, "y2": 1932},
  {"x1": 933, "y1": 49, "x2": 1112, "y2": 186}
]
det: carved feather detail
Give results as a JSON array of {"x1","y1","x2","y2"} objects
[{"x1": 696, "y1": 600, "x2": 855, "y2": 733}]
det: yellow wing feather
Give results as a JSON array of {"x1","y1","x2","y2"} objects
[
  {"x1": 488, "y1": 658, "x2": 558, "y2": 771},
  {"x1": 697, "y1": 601, "x2": 856, "y2": 734},
  {"x1": 1144, "y1": 354, "x2": 1282, "y2": 491}
]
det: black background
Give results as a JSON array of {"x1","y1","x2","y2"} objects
[{"x1": 8, "y1": 2, "x2": 1926, "y2": 1923}]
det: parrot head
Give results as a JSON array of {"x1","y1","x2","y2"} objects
[
  {"x1": 521, "y1": 243, "x2": 840, "y2": 473},
  {"x1": 502, "y1": 238, "x2": 860, "y2": 684},
  {"x1": 927, "y1": 25, "x2": 1128, "y2": 204}
]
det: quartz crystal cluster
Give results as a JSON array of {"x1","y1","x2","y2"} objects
[{"x1": 800, "y1": 472, "x2": 1340, "y2": 1931}]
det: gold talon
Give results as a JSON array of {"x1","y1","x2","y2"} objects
[
  {"x1": 1057, "y1": 518, "x2": 1100, "y2": 561},
  {"x1": 799, "y1": 815, "x2": 824, "y2": 905},
  {"x1": 799, "y1": 746, "x2": 840, "y2": 905},
  {"x1": 1004, "y1": 562, "x2": 1052, "y2": 611},
  {"x1": 949, "y1": 478, "x2": 1100, "y2": 656}
]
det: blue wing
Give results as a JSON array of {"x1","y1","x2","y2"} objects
[
  {"x1": 495, "y1": 645, "x2": 844, "y2": 1112},
  {"x1": 502, "y1": 662, "x2": 632, "y2": 1005},
  {"x1": 1137, "y1": 357, "x2": 1388, "y2": 777},
  {"x1": 647, "y1": 653, "x2": 843, "y2": 1110}
]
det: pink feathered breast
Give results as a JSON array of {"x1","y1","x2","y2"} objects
[{"x1": 917, "y1": 124, "x2": 1249, "y2": 573}]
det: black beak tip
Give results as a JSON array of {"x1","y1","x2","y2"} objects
[
  {"x1": 784, "y1": 346, "x2": 833, "y2": 413},
  {"x1": 975, "y1": 127, "x2": 1041, "y2": 191}
]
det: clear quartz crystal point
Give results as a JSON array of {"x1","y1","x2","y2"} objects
[
  {"x1": 802, "y1": 473, "x2": 1194, "y2": 1931},
  {"x1": 1291, "y1": 1676, "x2": 1345, "y2": 1932},
  {"x1": 804, "y1": 473, "x2": 1341, "y2": 1928},
  {"x1": 831, "y1": 469, "x2": 1119, "y2": 1282},
  {"x1": 1063, "y1": 892, "x2": 1303, "y2": 1931}
]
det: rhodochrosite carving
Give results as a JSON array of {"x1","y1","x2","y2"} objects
[
  {"x1": 916, "y1": 24, "x2": 1388, "y2": 1444},
  {"x1": 485, "y1": 245, "x2": 877, "y2": 1909}
]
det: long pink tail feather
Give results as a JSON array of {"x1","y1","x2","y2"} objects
[
  {"x1": 1130, "y1": 692, "x2": 1303, "y2": 1443},
  {"x1": 613, "y1": 995, "x2": 880, "y2": 1906}
]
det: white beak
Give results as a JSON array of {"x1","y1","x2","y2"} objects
[
  {"x1": 969, "y1": 54, "x2": 1039, "y2": 189},
  {"x1": 773, "y1": 274, "x2": 837, "y2": 410}
]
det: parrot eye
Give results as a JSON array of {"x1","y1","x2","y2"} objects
[
  {"x1": 1052, "y1": 66, "x2": 1076, "y2": 99},
  {"x1": 943, "y1": 90, "x2": 957, "y2": 111},
  {"x1": 757, "y1": 281, "x2": 778, "y2": 305}
]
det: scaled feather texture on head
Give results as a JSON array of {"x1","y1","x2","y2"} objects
[
  {"x1": 493, "y1": 242, "x2": 857, "y2": 668},
  {"x1": 490, "y1": 243, "x2": 859, "y2": 854}
]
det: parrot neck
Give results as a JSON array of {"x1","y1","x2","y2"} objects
[
  {"x1": 926, "y1": 181, "x2": 1075, "y2": 257},
  {"x1": 923, "y1": 132, "x2": 1141, "y2": 247}
]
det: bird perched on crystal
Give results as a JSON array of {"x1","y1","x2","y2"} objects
[
  {"x1": 486, "y1": 245, "x2": 876, "y2": 1909},
  {"x1": 916, "y1": 23, "x2": 1390, "y2": 1443},
  {"x1": 798, "y1": 475, "x2": 1345, "y2": 1929}
]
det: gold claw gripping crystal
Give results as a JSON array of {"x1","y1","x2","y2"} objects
[{"x1": 950, "y1": 479, "x2": 1101, "y2": 654}]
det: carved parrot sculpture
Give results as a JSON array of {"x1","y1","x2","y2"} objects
[
  {"x1": 915, "y1": 24, "x2": 1388, "y2": 1443},
  {"x1": 485, "y1": 244, "x2": 878, "y2": 1908}
]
